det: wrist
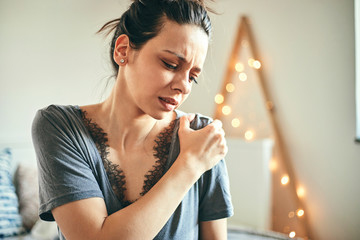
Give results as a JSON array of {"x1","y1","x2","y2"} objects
[{"x1": 173, "y1": 153, "x2": 204, "y2": 181}]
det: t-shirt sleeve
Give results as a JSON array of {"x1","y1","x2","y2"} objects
[
  {"x1": 32, "y1": 107, "x2": 103, "y2": 221},
  {"x1": 191, "y1": 114, "x2": 234, "y2": 221},
  {"x1": 199, "y1": 159, "x2": 233, "y2": 221}
]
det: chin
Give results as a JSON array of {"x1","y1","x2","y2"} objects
[{"x1": 150, "y1": 110, "x2": 173, "y2": 121}]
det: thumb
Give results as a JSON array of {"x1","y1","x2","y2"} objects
[
  {"x1": 179, "y1": 114, "x2": 195, "y2": 132},
  {"x1": 186, "y1": 113, "x2": 196, "y2": 123}
]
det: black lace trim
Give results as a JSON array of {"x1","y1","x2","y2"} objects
[
  {"x1": 79, "y1": 110, "x2": 129, "y2": 206},
  {"x1": 79, "y1": 109, "x2": 175, "y2": 207},
  {"x1": 141, "y1": 120, "x2": 175, "y2": 196}
]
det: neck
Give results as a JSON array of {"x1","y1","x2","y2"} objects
[{"x1": 96, "y1": 82, "x2": 173, "y2": 152}]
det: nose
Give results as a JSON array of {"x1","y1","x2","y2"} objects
[{"x1": 171, "y1": 72, "x2": 192, "y2": 94}]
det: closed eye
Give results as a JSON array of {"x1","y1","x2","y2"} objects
[{"x1": 162, "y1": 60, "x2": 177, "y2": 70}]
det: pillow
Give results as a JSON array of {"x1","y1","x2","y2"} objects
[
  {"x1": 0, "y1": 148, "x2": 26, "y2": 238},
  {"x1": 30, "y1": 219, "x2": 58, "y2": 240},
  {"x1": 14, "y1": 163, "x2": 40, "y2": 231}
]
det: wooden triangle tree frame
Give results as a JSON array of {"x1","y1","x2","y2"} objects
[{"x1": 214, "y1": 16, "x2": 312, "y2": 239}]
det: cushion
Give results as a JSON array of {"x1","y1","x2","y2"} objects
[
  {"x1": 14, "y1": 163, "x2": 40, "y2": 231},
  {"x1": 0, "y1": 148, "x2": 26, "y2": 238},
  {"x1": 30, "y1": 219, "x2": 58, "y2": 240}
]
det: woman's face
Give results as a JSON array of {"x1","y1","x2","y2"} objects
[{"x1": 122, "y1": 19, "x2": 209, "y2": 120}]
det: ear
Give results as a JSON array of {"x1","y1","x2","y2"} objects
[{"x1": 113, "y1": 34, "x2": 131, "y2": 65}]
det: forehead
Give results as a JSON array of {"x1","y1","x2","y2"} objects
[{"x1": 144, "y1": 20, "x2": 209, "y2": 65}]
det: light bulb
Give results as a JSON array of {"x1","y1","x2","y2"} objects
[
  {"x1": 269, "y1": 159, "x2": 277, "y2": 171},
  {"x1": 239, "y1": 72, "x2": 248, "y2": 81},
  {"x1": 244, "y1": 130, "x2": 254, "y2": 141},
  {"x1": 253, "y1": 60, "x2": 261, "y2": 69},
  {"x1": 231, "y1": 118, "x2": 240, "y2": 128},
  {"x1": 235, "y1": 62, "x2": 244, "y2": 72},
  {"x1": 248, "y1": 58, "x2": 255, "y2": 67},
  {"x1": 281, "y1": 175, "x2": 289, "y2": 185},
  {"x1": 289, "y1": 231, "x2": 296, "y2": 238},
  {"x1": 222, "y1": 105, "x2": 231, "y2": 115},
  {"x1": 226, "y1": 83, "x2": 235, "y2": 93},
  {"x1": 214, "y1": 94, "x2": 224, "y2": 104},
  {"x1": 297, "y1": 186, "x2": 305, "y2": 198},
  {"x1": 297, "y1": 209, "x2": 304, "y2": 217}
]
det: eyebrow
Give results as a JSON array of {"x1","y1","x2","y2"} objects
[{"x1": 162, "y1": 49, "x2": 202, "y2": 73}]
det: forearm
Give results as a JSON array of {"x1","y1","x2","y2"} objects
[{"x1": 99, "y1": 155, "x2": 201, "y2": 239}]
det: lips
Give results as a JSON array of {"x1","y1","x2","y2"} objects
[
  {"x1": 159, "y1": 97, "x2": 179, "y2": 106},
  {"x1": 158, "y1": 97, "x2": 179, "y2": 111}
]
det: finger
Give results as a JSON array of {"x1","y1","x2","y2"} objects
[
  {"x1": 179, "y1": 116, "x2": 191, "y2": 131},
  {"x1": 186, "y1": 113, "x2": 196, "y2": 123},
  {"x1": 211, "y1": 119, "x2": 223, "y2": 129}
]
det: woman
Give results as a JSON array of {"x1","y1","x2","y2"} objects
[{"x1": 32, "y1": 0, "x2": 233, "y2": 239}]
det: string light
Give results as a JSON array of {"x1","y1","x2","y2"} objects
[
  {"x1": 297, "y1": 186, "x2": 305, "y2": 198},
  {"x1": 218, "y1": 19, "x2": 308, "y2": 239},
  {"x1": 248, "y1": 58, "x2": 255, "y2": 67},
  {"x1": 231, "y1": 118, "x2": 240, "y2": 128},
  {"x1": 297, "y1": 209, "x2": 305, "y2": 217},
  {"x1": 214, "y1": 94, "x2": 224, "y2": 104},
  {"x1": 235, "y1": 62, "x2": 244, "y2": 72},
  {"x1": 226, "y1": 83, "x2": 235, "y2": 92},
  {"x1": 269, "y1": 158, "x2": 277, "y2": 171},
  {"x1": 222, "y1": 105, "x2": 231, "y2": 115},
  {"x1": 239, "y1": 72, "x2": 248, "y2": 81},
  {"x1": 248, "y1": 58, "x2": 261, "y2": 69},
  {"x1": 253, "y1": 60, "x2": 261, "y2": 69},
  {"x1": 281, "y1": 175, "x2": 289, "y2": 185},
  {"x1": 244, "y1": 130, "x2": 254, "y2": 141}
]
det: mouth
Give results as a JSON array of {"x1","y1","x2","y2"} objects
[
  {"x1": 158, "y1": 97, "x2": 179, "y2": 111},
  {"x1": 159, "y1": 97, "x2": 179, "y2": 105}
]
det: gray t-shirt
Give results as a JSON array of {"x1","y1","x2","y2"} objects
[{"x1": 32, "y1": 105, "x2": 233, "y2": 239}]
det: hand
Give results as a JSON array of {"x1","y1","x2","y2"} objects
[{"x1": 177, "y1": 114, "x2": 228, "y2": 175}]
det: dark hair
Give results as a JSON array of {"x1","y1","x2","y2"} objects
[{"x1": 98, "y1": 0, "x2": 213, "y2": 74}]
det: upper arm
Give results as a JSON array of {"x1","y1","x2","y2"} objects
[
  {"x1": 32, "y1": 108, "x2": 104, "y2": 221},
  {"x1": 52, "y1": 197, "x2": 108, "y2": 240},
  {"x1": 199, "y1": 218, "x2": 227, "y2": 240}
]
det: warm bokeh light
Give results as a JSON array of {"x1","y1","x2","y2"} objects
[
  {"x1": 231, "y1": 118, "x2": 240, "y2": 128},
  {"x1": 235, "y1": 62, "x2": 244, "y2": 72},
  {"x1": 281, "y1": 175, "x2": 289, "y2": 185},
  {"x1": 288, "y1": 211, "x2": 295, "y2": 218},
  {"x1": 248, "y1": 58, "x2": 255, "y2": 67},
  {"x1": 222, "y1": 105, "x2": 231, "y2": 115},
  {"x1": 289, "y1": 231, "x2": 296, "y2": 238},
  {"x1": 297, "y1": 209, "x2": 305, "y2": 217},
  {"x1": 244, "y1": 130, "x2": 254, "y2": 141},
  {"x1": 269, "y1": 158, "x2": 278, "y2": 171},
  {"x1": 226, "y1": 83, "x2": 235, "y2": 93},
  {"x1": 297, "y1": 186, "x2": 305, "y2": 198},
  {"x1": 253, "y1": 60, "x2": 261, "y2": 69},
  {"x1": 239, "y1": 72, "x2": 248, "y2": 81},
  {"x1": 214, "y1": 94, "x2": 224, "y2": 104}
]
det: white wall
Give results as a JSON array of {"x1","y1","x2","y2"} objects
[
  {"x1": 0, "y1": 0, "x2": 126, "y2": 143},
  {"x1": 1, "y1": 0, "x2": 359, "y2": 239}
]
